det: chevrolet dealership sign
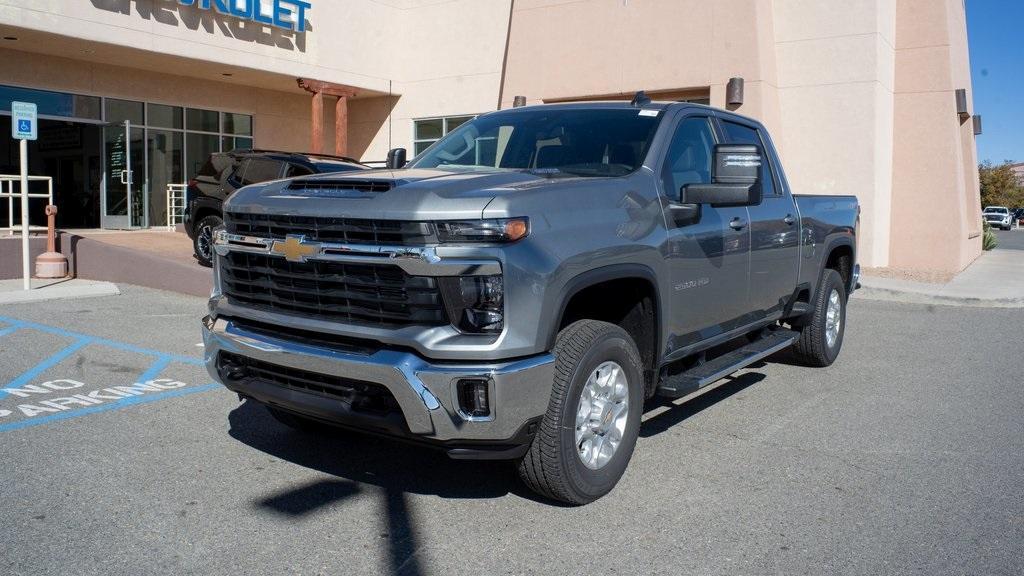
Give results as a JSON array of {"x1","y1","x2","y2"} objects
[{"x1": 178, "y1": 0, "x2": 311, "y2": 32}]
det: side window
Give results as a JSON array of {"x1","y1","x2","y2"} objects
[
  {"x1": 720, "y1": 120, "x2": 777, "y2": 196},
  {"x1": 661, "y1": 117, "x2": 716, "y2": 202},
  {"x1": 286, "y1": 164, "x2": 314, "y2": 178},
  {"x1": 240, "y1": 158, "x2": 283, "y2": 186}
]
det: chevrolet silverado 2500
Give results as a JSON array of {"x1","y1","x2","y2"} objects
[{"x1": 202, "y1": 100, "x2": 860, "y2": 505}]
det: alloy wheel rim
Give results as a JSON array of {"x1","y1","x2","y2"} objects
[
  {"x1": 825, "y1": 289, "x2": 842, "y2": 348},
  {"x1": 574, "y1": 361, "x2": 630, "y2": 470},
  {"x1": 198, "y1": 225, "x2": 213, "y2": 260}
]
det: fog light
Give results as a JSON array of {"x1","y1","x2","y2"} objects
[{"x1": 457, "y1": 379, "x2": 490, "y2": 418}]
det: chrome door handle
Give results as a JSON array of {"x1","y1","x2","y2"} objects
[
  {"x1": 729, "y1": 218, "x2": 747, "y2": 231},
  {"x1": 783, "y1": 214, "x2": 796, "y2": 225}
]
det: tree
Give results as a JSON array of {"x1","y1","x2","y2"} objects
[{"x1": 979, "y1": 160, "x2": 1024, "y2": 208}]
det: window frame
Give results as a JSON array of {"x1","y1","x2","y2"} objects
[{"x1": 412, "y1": 114, "x2": 477, "y2": 156}]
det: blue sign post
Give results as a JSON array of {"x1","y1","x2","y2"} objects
[{"x1": 12, "y1": 102, "x2": 37, "y2": 290}]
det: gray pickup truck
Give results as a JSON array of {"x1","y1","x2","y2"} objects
[{"x1": 202, "y1": 100, "x2": 859, "y2": 505}]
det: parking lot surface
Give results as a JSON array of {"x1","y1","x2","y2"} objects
[{"x1": 2, "y1": 285, "x2": 1022, "y2": 575}]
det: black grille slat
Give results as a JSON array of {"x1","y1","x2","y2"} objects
[
  {"x1": 226, "y1": 212, "x2": 435, "y2": 245},
  {"x1": 221, "y1": 252, "x2": 447, "y2": 328}
]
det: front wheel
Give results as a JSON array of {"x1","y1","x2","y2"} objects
[
  {"x1": 517, "y1": 320, "x2": 644, "y2": 505},
  {"x1": 791, "y1": 268, "x2": 847, "y2": 367},
  {"x1": 193, "y1": 214, "x2": 222, "y2": 267}
]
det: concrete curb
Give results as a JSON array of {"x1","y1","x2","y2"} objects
[
  {"x1": 853, "y1": 285, "x2": 1024, "y2": 309},
  {"x1": 0, "y1": 280, "x2": 120, "y2": 305}
]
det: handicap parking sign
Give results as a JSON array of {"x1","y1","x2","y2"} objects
[{"x1": 11, "y1": 101, "x2": 37, "y2": 141}]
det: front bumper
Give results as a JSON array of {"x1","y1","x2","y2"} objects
[{"x1": 202, "y1": 315, "x2": 555, "y2": 459}]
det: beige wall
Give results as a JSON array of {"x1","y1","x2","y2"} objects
[{"x1": 890, "y1": 0, "x2": 981, "y2": 272}]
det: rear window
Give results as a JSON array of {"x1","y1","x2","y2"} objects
[{"x1": 239, "y1": 158, "x2": 283, "y2": 186}]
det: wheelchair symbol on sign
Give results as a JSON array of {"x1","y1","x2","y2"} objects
[{"x1": 17, "y1": 120, "x2": 31, "y2": 133}]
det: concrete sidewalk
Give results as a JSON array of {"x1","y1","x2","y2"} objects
[
  {"x1": 857, "y1": 249, "x2": 1024, "y2": 308},
  {"x1": 0, "y1": 278, "x2": 120, "y2": 304}
]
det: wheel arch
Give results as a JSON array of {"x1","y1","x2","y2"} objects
[{"x1": 547, "y1": 264, "x2": 663, "y2": 396}]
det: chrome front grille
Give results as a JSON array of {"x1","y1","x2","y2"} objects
[{"x1": 219, "y1": 251, "x2": 448, "y2": 328}]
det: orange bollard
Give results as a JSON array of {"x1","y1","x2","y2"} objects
[{"x1": 35, "y1": 204, "x2": 68, "y2": 278}]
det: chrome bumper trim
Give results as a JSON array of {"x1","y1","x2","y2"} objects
[{"x1": 203, "y1": 316, "x2": 555, "y2": 441}]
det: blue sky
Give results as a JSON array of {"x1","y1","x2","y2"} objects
[{"x1": 967, "y1": 0, "x2": 1022, "y2": 164}]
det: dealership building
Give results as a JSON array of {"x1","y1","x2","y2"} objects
[{"x1": 0, "y1": 0, "x2": 981, "y2": 274}]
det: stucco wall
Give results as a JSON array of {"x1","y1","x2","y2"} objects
[{"x1": 889, "y1": 0, "x2": 981, "y2": 273}]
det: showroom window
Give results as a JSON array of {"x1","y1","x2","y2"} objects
[{"x1": 413, "y1": 115, "x2": 475, "y2": 155}]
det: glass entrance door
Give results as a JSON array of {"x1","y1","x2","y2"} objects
[{"x1": 102, "y1": 121, "x2": 144, "y2": 229}]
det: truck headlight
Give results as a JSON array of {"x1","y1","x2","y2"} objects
[
  {"x1": 439, "y1": 275, "x2": 504, "y2": 333},
  {"x1": 437, "y1": 218, "x2": 529, "y2": 243}
]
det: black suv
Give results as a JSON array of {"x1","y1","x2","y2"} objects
[{"x1": 184, "y1": 149, "x2": 369, "y2": 265}]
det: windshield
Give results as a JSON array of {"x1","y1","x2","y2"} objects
[
  {"x1": 985, "y1": 207, "x2": 1008, "y2": 214},
  {"x1": 409, "y1": 108, "x2": 662, "y2": 177}
]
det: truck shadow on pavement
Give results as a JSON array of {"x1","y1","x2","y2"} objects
[{"x1": 224, "y1": 366, "x2": 771, "y2": 574}]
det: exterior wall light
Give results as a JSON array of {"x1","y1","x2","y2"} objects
[
  {"x1": 513, "y1": 96, "x2": 527, "y2": 108},
  {"x1": 973, "y1": 115, "x2": 982, "y2": 135},
  {"x1": 955, "y1": 88, "x2": 969, "y2": 121},
  {"x1": 727, "y1": 77, "x2": 744, "y2": 107}
]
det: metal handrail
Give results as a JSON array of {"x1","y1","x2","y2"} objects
[
  {"x1": 166, "y1": 183, "x2": 188, "y2": 231},
  {"x1": 0, "y1": 175, "x2": 53, "y2": 233}
]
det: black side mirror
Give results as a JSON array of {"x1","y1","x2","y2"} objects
[
  {"x1": 386, "y1": 148, "x2": 407, "y2": 169},
  {"x1": 682, "y1": 144, "x2": 762, "y2": 207}
]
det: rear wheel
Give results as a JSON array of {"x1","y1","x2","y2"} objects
[
  {"x1": 791, "y1": 268, "x2": 847, "y2": 367},
  {"x1": 517, "y1": 320, "x2": 644, "y2": 505},
  {"x1": 193, "y1": 214, "x2": 222, "y2": 267}
]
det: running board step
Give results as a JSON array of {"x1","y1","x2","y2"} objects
[{"x1": 656, "y1": 330, "x2": 798, "y2": 398}]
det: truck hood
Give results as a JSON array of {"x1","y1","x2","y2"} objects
[{"x1": 224, "y1": 167, "x2": 564, "y2": 221}]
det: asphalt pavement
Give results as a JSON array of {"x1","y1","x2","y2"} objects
[
  {"x1": 992, "y1": 227, "x2": 1024, "y2": 250},
  {"x1": 1, "y1": 285, "x2": 1022, "y2": 575}
]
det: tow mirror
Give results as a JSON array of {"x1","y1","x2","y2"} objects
[
  {"x1": 386, "y1": 147, "x2": 407, "y2": 169},
  {"x1": 682, "y1": 144, "x2": 762, "y2": 207}
]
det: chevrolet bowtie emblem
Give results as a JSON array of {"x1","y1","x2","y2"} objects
[{"x1": 271, "y1": 234, "x2": 321, "y2": 263}]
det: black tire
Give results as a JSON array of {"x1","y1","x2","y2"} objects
[
  {"x1": 791, "y1": 268, "x2": 847, "y2": 367},
  {"x1": 517, "y1": 320, "x2": 644, "y2": 505},
  {"x1": 193, "y1": 214, "x2": 222, "y2": 267},
  {"x1": 266, "y1": 406, "x2": 330, "y2": 434}
]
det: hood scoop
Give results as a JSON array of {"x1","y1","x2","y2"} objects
[{"x1": 287, "y1": 179, "x2": 394, "y2": 194}]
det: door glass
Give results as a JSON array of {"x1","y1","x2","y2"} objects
[
  {"x1": 103, "y1": 123, "x2": 144, "y2": 228},
  {"x1": 148, "y1": 129, "x2": 184, "y2": 227},
  {"x1": 661, "y1": 117, "x2": 715, "y2": 201}
]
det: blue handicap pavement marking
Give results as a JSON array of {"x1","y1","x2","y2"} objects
[{"x1": 0, "y1": 315, "x2": 218, "y2": 433}]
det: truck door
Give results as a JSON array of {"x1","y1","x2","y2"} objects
[
  {"x1": 659, "y1": 115, "x2": 751, "y2": 356},
  {"x1": 719, "y1": 119, "x2": 800, "y2": 321}
]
